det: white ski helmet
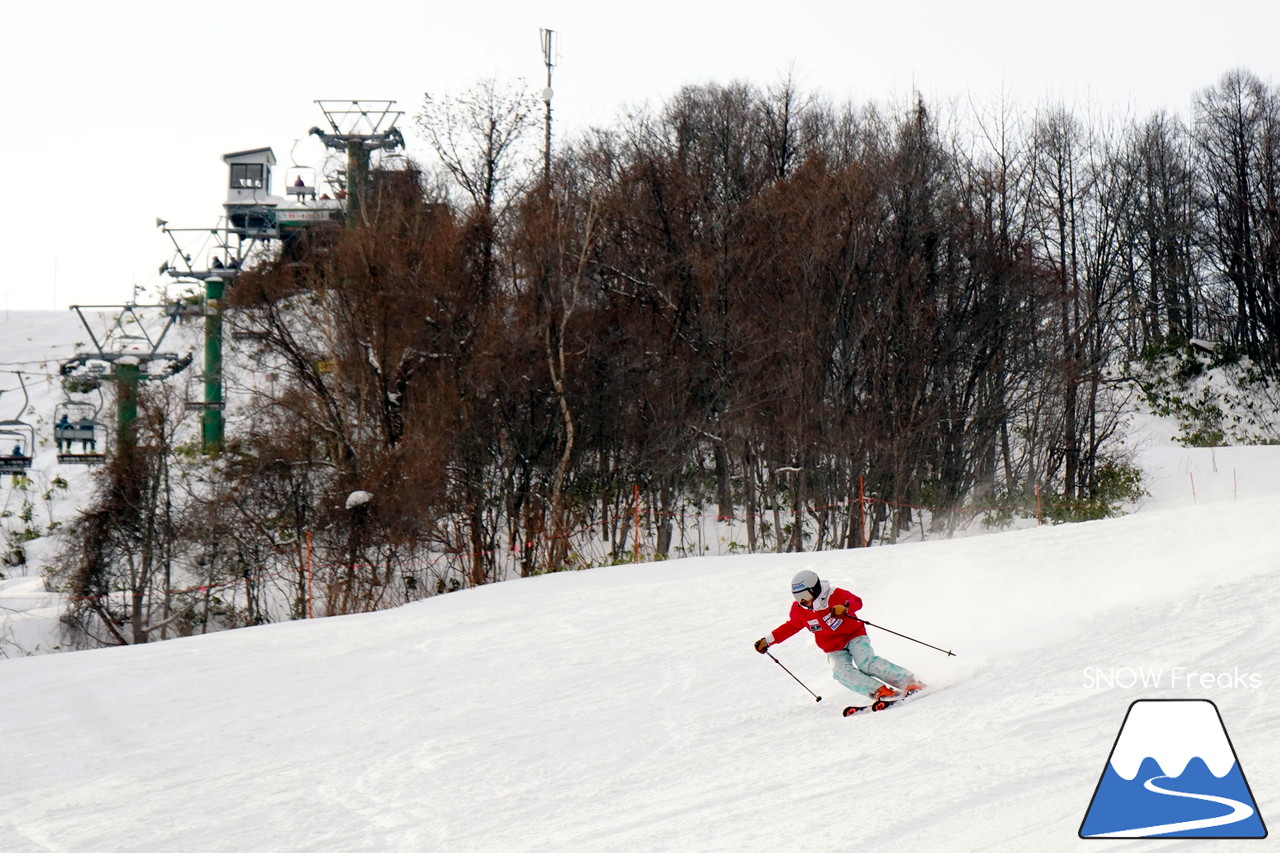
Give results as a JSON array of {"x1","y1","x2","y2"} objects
[{"x1": 791, "y1": 569, "x2": 821, "y2": 607}]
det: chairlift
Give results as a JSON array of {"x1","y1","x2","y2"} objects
[
  {"x1": 0, "y1": 421, "x2": 35, "y2": 475},
  {"x1": 0, "y1": 374, "x2": 35, "y2": 476},
  {"x1": 54, "y1": 399, "x2": 106, "y2": 466},
  {"x1": 284, "y1": 165, "x2": 317, "y2": 202},
  {"x1": 283, "y1": 138, "x2": 318, "y2": 200}
]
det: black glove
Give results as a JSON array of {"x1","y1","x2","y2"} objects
[{"x1": 754, "y1": 637, "x2": 770, "y2": 654}]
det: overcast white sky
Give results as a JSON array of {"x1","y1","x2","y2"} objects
[{"x1": 2, "y1": 0, "x2": 1275, "y2": 312}]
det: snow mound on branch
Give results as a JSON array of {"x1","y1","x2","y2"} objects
[{"x1": 345, "y1": 490, "x2": 374, "y2": 509}]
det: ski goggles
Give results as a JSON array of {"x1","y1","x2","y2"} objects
[{"x1": 791, "y1": 585, "x2": 816, "y2": 606}]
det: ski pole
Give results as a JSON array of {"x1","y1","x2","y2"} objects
[
  {"x1": 764, "y1": 649, "x2": 822, "y2": 702},
  {"x1": 860, "y1": 619, "x2": 956, "y2": 657}
]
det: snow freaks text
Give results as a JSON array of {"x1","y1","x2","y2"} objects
[{"x1": 1082, "y1": 666, "x2": 1263, "y2": 690}]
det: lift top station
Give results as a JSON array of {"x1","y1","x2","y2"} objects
[
  {"x1": 223, "y1": 147, "x2": 280, "y2": 236},
  {"x1": 160, "y1": 146, "x2": 335, "y2": 282},
  {"x1": 160, "y1": 99, "x2": 405, "y2": 281},
  {"x1": 223, "y1": 100, "x2": 408, "y2": 242},
  {"x1": 222, "y1": 145, "x2": 349, "y2": 239},
  {"x1": 154, "y1": 99, "x2": 405, "y2": 455}
]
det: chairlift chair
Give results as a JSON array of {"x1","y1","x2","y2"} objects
[
  {"x1": 54, "y1": 399, "x2": 106, "y2": 466},
  {"x1": 0, "y1": 374, "x2": 36, "y2": 476},
  {"x1": 0, "y1": 420, "x2": 35, "y2": 475},
  {"x1": 284, "y1": 165, "x2": 317, "y2": 202}
]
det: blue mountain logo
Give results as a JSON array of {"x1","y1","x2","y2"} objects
[{"x1": 1080, "y1": 699, "x2": 1266, "y2": 838}]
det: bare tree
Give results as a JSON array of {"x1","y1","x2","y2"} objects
[
  {"x1": 417, "y1": 78, "x2": 536, "y2": 295},
  {"x1": 51, "y1": 386, "x2": 194, "y2": 645},
  {"x1": 1125, "y1": 112, "x2": 1201, "y2": 351},
  {"x1": 1193, "y1": 69, "x2": 1280, "y2": 363}
]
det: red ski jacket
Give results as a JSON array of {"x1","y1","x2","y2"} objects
[{"x1": 766, "y1": 584, "x2": 867, "y2": 653}]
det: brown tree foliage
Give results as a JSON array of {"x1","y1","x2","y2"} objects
[{"x1": 57, "y1": 71, "x2": 1280, "y2": 641}]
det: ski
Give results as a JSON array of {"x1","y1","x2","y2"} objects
[{"x1": 842, "y1": 686, "x2": 927, "y2": 717}]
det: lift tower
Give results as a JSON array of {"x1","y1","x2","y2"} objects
[
  {"x1": 158, "y1": 101, "x2": 403, "y2": 455},
  {"x1": 59, "y1": 305, "x2": 192, "y2": 457},
  {"x1": 159, "y1": 145, "x2": 282, "y2": 454},
  {"x1": 309, "y1": 100, "x2": 405, "y2": 222}
]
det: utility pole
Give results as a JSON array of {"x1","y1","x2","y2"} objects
[{"x1": 540, "y1": 28, "x2": 557, "y2": 190}]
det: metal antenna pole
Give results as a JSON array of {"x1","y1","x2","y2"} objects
[{"x1": 540, "y1": 28, "x2": 557, "y2": 190}]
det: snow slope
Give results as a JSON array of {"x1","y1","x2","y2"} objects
[{"x1": 2, "y1": 479, "x2": 1279, "y2": 851}]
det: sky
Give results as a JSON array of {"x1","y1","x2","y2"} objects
[{"x1": 2, "y1": 0, "x2": 1276, "y2": 311}]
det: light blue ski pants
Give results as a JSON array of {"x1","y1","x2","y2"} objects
[{"x1": 827, "y1": 635, "x2": 915, "y2": 698}]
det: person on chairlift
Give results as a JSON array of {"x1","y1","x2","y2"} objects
[
  {"x1": 56, "y1": 414, "x2": 72, "y2": 452},
  {"x1": 78, "y1": 418, "x2": 96, "y2": 452}
]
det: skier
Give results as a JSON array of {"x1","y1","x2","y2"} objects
[{"x1": 754, "y1": 569, "x2": 924, "y2": 707}]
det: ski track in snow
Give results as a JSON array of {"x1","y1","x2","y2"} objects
[{"x1": 9, "y1": 499, "x2": 1278, "y2": 852}]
